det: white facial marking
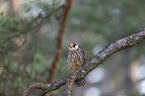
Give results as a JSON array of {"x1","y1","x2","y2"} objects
[
  {"x1": 69, "y1": 43, "x2": 78, "y2": 50},
  {"x1": 75, "y1": 45, "x2": 78, "y2": 49}
]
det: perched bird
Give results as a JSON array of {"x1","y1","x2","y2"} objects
[{"x1": 67, "y1": 42, "x2": 86, "y2": 87}]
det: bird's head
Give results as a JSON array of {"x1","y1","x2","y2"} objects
[{"x1": 69, "y1": 42, "x2": 79, "y2": 50}]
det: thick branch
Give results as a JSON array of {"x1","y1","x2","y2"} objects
[
  {"x1": 22, "y1": 29, "x2": 145, "y2": 96},
  {"x1": 48, "y1": 0, "x2": 72, "y2": 83}
]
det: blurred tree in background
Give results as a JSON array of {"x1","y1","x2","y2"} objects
[{"x1": 0, "y1": 0, "x2": 145, "y2": 96}]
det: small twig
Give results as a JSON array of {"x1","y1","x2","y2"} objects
[
  {"x1": 22, "y1": 82, "x2": 45, "y2": 96},
  {"x1": 0, "y1": 54, "x2": 10, "y2": 73},
  {"x1": 43, "y1": 4, "x2": 65, "y2": 21},
  {"x1": 64, "y1": 72, "x2": 76, "y2": 96}
]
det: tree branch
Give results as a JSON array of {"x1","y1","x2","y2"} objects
[
  {"x1": 48, "y1": 0, "x2": 73, "y2": 83},
  {"x1": 22, "y1": 78, "x2": 68, "y2": 96},
  {"x1": 22, "y1": 29, "x2": 145, "y2": 96},
  {"x1": 64, "y1": 72, "x2": 76, "y2": 96}
]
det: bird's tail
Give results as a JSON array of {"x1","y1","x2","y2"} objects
[{"x1": 74, "y1": 78, "x2": 87, "y2": 87}]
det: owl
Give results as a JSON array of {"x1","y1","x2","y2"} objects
[{"x1": 67, "y1": 42, "x2": 86, "y2": 87}]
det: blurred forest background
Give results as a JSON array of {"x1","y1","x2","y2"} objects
[{"x1": 0, "y1": 0, "x2": 145, "y2": 96}]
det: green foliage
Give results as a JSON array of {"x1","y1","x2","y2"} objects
[
  {"x1": 33, "y1": 53, "x2": 51, "y2": 75},
  {"x1": 0, "y1": 14, "x2": 35, "y2": 54},
  {"x1": 22, "y1": 0, "x2": 62, "y2": 14}
]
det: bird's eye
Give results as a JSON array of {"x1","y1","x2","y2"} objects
[{"x1": 73, "y1": 44, "x2": 76, "y2": 47}]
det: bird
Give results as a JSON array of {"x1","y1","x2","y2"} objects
[{"x1": 67, "y1": 42, "x2": 86, "y2": 87}]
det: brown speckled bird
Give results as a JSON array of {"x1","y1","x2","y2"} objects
[{"x1": 67, "y1": 42, "x2": 86, "y2": 87}]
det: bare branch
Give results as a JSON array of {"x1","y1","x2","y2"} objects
[
  {"x1": 48, "y1": 0, "x2": 73, "y2": 83},
  {"x1": 22, "y1": 78, "x2": 68, "y2": 96},
  {"x1": 22, "y1": 29, "x2": 145, "y2": 96}
]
